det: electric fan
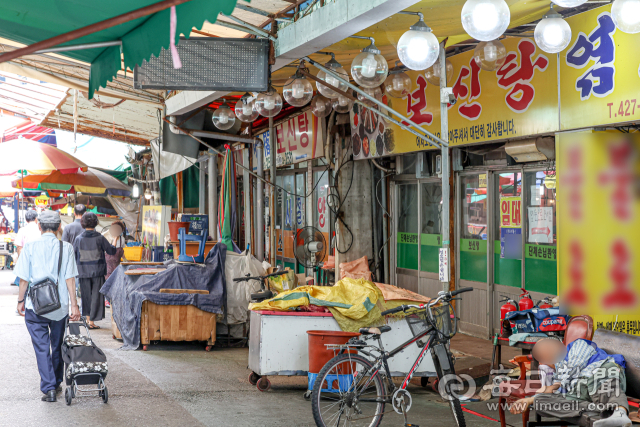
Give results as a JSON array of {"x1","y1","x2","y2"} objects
[{"x1": 294, "y1": 226, "x2": 327, "y2": 269}]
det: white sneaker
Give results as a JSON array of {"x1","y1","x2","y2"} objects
[{"x1": 593, "y1": 408, "x2": 632, "y2": 427}]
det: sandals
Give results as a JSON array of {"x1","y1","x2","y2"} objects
[{"x1": 88, "y1": 325, "x2": 101, "y2": 330}]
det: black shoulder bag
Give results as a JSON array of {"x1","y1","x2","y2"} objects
[{"x1": 28, "y1": 240, "x2": 63, "y2": 315}]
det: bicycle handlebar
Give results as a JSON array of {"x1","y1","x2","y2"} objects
[
  {"x1": 232, "y1": 269, "x2": 287, "y2": 282},
  {"x1": 380, "y1": 287, "x2": 474, "y2": 316}
]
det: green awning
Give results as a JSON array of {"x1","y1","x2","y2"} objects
[{"x1": 0, "y1": 0, "x2": 238, "y2": 98}]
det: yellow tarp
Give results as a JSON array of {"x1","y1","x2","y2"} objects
[{"x1": 249, "y1": 278, "x2": 385, "y2": 332}]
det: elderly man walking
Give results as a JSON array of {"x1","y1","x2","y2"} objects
[
  {"x1": 15, "y1": 210, "x2": 81, "y2": 403},
  {"x1": 61, "y1": 204, "x2": 86, "y2": 245}
]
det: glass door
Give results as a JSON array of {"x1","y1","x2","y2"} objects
[
  {"x1": 456, "y1": 172, "x2": 490, "y2": 337},
  {"x1": 395, "y1": 182, "x2": 419, "y2": 293},
  {"x1": 419, "y1": 180, "x2": 442, "y2": 297}
]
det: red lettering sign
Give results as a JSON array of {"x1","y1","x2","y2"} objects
[
  {"x1": 404, "y1": 75, "x2": 433, "y2": 125},
  {"x1": 451, "y1": 58, "x2": 483, "y2": 120}
]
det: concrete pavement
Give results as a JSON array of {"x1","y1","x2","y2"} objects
[{"x1": 0, "y1": 270, "x2": 510, "y2": 427}]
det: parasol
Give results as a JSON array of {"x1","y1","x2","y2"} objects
[
  {"x1": 13, "y1": 167, "x2": 131, "y2": 197},
  {"x1": 0, "y1": 140, "x2": 88, "y2": 175}
]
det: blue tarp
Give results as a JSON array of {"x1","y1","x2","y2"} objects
[{"x1": 101, "y1": 243, "x2": 227, "y2": 350}]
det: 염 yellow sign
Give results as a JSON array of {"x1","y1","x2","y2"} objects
[{"x1": 560, "y1": 5, "x2": 640, "y2": 130}]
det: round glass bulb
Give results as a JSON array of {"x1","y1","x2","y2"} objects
[
  {"x1": 212, "y1": 104, "x2": 236, "y2": 130},
  {"x1": 534, "y1": 15, "x2": 572, "y2": 54},
  {"x1": 397, "y1": 27, "x2": 439, "y2": 71},
  {"x1": 611, "y1": 0, "x2": 640, "y2": 33},
  {"x1": 235, "y1": 97, "x2": 259, "y2": 123},
  {"x1": 283, "y1": 77, "x2": 313, "y2": 107},
  {"x1": 255, "y1": 90, "x2": 283, "y2": 118},
  {"x1": 473, "y1": 40, "x2": 507, "y2": 71},
  {"x1": 351, "y1": 51, "x2": 389, "y2": 88},
  {"x1": 310, "y1": 94, "x2": 333, "y2": 118},
  {"x1": 425, "y1": 59, "x2": 454, "y2": 86},
  {"x1": 357, "y1": 86, "x2": 383, "y2": 107},
  {"x1": 332, "y1": 91, "x2": 355, "y2": 113},
  {"x1": 384, "y1": 72, "x2": 412, "y2": 98},
  {"x1": 461, "y1": 0, "x2": 511, "y2": 41},
  {"x1": 316, "y1": 62, "x2": 349, "y2": 99},
  {"x1": 551, "y1": 0, "x2": 588, "y2": 7}
]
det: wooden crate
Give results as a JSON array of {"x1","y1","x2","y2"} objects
[{"x1": 111, "y1": 288, "x2": 217, "y2": 351}]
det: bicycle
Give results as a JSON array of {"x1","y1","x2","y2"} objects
[
  {"x1": 232, "y1": 266, "x2": 287, "y2": 302},
  {"x1": 310, "y1": 287, "x2": 474, "y2": 427}
]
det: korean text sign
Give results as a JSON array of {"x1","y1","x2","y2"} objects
[
  {"x1": 558, "y1": 132, "x2": 640, "y2": 335},
  {"x1": 255, "y1": 111, "x2": 323, "y2": 169},
  {"x1": 560, "y1": 5, "x2": 640, "y2": 130}
]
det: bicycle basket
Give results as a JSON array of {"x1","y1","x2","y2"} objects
[
  {"x1": 428, "y1": 303, "x2": 457, "y2": 339},
  {"x1": 405, "y1": 311, "x2": 430, "y2": 337}
]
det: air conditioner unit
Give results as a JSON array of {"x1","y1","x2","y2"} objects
[{"x1": 505, "y1": 137, "x2": 555, "y2": 163}]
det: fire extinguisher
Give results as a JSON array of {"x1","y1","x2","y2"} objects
[
  {"x1": 536, "y1": 296, "x2": 553, "y2": 309},
  {"x1": 518, "y1": 288, "x2": 534, "y2": 311},
  {"x1": 499, "y1": 296, "x2": 517, "y2": 336}
]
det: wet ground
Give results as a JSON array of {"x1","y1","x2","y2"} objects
[{"x1": 0, "y1": 270, "x2": 518, "y2": 427}]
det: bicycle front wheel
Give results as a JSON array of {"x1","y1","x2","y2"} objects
[{"x1": 311, "y1": 353, "x2": 386, "y2": 427}]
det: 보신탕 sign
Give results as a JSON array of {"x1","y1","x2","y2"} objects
[
  {"x1": 351, "y1": 37, "x2": 559, "y2": 160},
  {"x1": 560, "y1": 5, "x2": 640, "y2": 130},
  {"x1": 254, "y1": 111, "x2": 324, "y2": 169}
]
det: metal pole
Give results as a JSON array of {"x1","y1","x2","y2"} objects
[
  {"x1": 243, "y1": 148, "x2": 252, "y2": 252},
  {"x1": 208, "y1": 153, "x2": 218, "y2": 240},
  {"x1": 439, "y1": 46, "x2": 451, "y2": 293},
  {"x1": 256, "y1": 143, "x2": 264, "y2": 262},
  {"x1": 371, "y1": 162, "x2": 381, "y2": 282},
  {"x1": 304, "y1": 57, "x2": 448, "y2": 148},
  {"x1": 269, "y1": 116, "x2": 276, "y2": 266},
  {"x1": 381, "y1": 174, "x2": 389, "y2": 284},
  {"x1": 35, "y1": 40, "x2": 122, "y2": 54},
  {"x1": 199, "y1": 156, "x2": 206, "y2": 213}
]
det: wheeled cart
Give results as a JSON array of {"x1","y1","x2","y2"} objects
[{"x1": 248, "y1": 310, "x2": 437, "y2": 394}]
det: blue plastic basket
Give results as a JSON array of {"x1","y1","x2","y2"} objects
[
  {"x1": 151, "y1": 246, "x2": 173, "y2": 262},
  {"x1": 307, "y1": 372, "x2": 354, "y2": 392}
]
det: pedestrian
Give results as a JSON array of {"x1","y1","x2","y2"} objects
[
  {"x1": 73, "y1": 212, "x2": 117, "y2": 329},
  {"x1": 11, "y1": 210, "x2": 41, "y2": 286},
  {"x1": 15, "y1": 210, "x2": 81, "y2": 403},
  {"x1": 61, "y1": 204, "x2": 87, "y2": 245},
  {"x1": 105, "y1": 220, "x2": 127, "y2": 281}
]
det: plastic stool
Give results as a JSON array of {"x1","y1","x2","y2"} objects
[{"x1": 178, "y1": 227, "x2": 208, "y2": 263}]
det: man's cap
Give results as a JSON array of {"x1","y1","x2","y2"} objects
[{"x1": 38, "y1": 210, "x2": 61, "y2": 224}]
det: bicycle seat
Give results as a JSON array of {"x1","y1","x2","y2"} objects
[{"x1": 359, "y1": 325, "x2": 391, "y2": 335}]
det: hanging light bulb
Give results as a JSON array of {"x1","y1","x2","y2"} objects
[
  {"x1": 235, "y1": 93, "x2": 259, "y2": 123},
  {"x1": 144, "y1": 188, "x2": 153, "y2": 200},
  {"x1": 316, "y1": 56, "x2": 350, "y2": 99},
  {"x1": 357, "y1": 86, "x2": 383, "y2": 107},
  {"x1": 534, "y1": 6, "x2": 572, "y2": 54},
  {"x1": 384, "y1": 63, "x2": 412, "y2": 98},
  {"x1": 310, "y1": 94, "x2": 333, "y2": 118},
  {"x1": 332, "y1": 91, "x2": 355, "y2": 113},
  {"x1": 283, "y1": 71, "x2": 314, "y2": 107},
  {"x1": 425, "y1": 58, "x2": 454, "y2": 86},
  {"x1": 461, "y1": 0, "x2": 511, "y2": 41},
  {"x1": 255, "y1": 86, "x2": 283, "y2": 118},
  {"x1": 212, "y1": 100, "x2": 236, "y2": 130},
  {"x1": 611, "y1": 0, "x2": 640, "y2": 33},
  {"x1": 132, "y1": 184, "x2": 139, "y2": 198},
  {"x1": 473, "y1": 40, "x2": 507, "y2": 71},
  {"x1": 397, "y1": 14, "x2": 440, "y2": 71},
  {"x1": 351, "y1": 37, "x2": 389, "y2": 88}
]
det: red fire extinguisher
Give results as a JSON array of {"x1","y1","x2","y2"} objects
[
  {"x1": 536, "y1": 296, "x2": 553, "y2": 309},
  {"x1": 499, "y1": 296, "x2": 517, "y2": 321},
  {"x1": 518, "y1": 288, "x2": 534, "y2": 311}
]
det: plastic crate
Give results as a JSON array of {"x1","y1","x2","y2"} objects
[
  {"x1": 152, "y1": 246, "x2": 173, "y2": 262},
  {"x1": 123, "y1": 246, "x2": 144, "y2": 262}
]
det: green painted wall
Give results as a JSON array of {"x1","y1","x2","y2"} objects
[
  {"x1": 397, "y1": 233, "x2": 419, "y2": 270},
  {"x1": 525, "y1": 244, "x2": 557, "y2": 294},
  {"x1": 494, "y1": 241, "x2": 521, "y2": 287},
  {"x1": 420, "y1": 234, "x2": 441, "y2": 274}
]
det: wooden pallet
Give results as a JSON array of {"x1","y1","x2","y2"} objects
[{"x1": 111, "y1": 288, "x2": 217, "y2": 351}]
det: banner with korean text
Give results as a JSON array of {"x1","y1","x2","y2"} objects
[
  {"x1": 560, "y1": 5, "x2": 640, "y2": 130},
  {"x1": 253, "y1": 111, "x2": 324, "y2": 170},
  {"x1": 351, "y1": 37, "x2": 559, "y2": 159}
]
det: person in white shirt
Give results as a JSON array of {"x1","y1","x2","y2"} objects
[{"x1": 11, "y1": 210, "x2": 41, "y2": 286}]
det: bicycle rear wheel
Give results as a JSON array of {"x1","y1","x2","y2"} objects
[{"x1": 311, "y1": 353, "x2": 386, "y2": 427}]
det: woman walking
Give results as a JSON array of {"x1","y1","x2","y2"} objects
[
  {"x1": 106, "y1": 220, "x2": 127, "y2": 280},
  {"x1": 73, "y1": 213, "x2": 117, "y2": 329}
]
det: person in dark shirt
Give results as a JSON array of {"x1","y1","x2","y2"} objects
[
  {"x1": 62, "y1": 204, "x2": 86, "y2": 245},
  {"x1": 73, "y1": 212, "x2": 116, "y2": 329}
]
